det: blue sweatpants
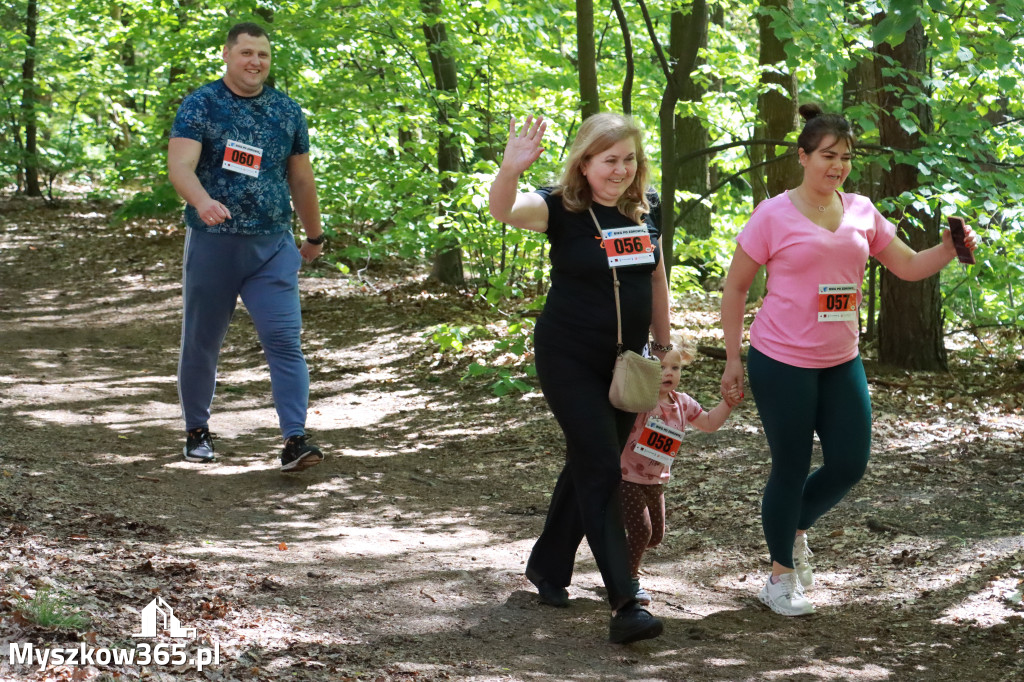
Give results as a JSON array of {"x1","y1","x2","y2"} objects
[
  {"x1": 177, "y1": 229, "x2": 309, "y2": 439},
  {"x1": 747, "y1": 346, "x2": 872, "y2": 569}
]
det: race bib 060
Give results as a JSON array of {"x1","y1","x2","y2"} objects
[{"x1": 222, "y1": 140, "x2": 263, "y2": 178}]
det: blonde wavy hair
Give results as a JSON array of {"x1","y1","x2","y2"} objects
[
  {"x1": 554, "y1": 113, "x2": 652, "y2": 224},
  {"x1": 673, "y1": 334, "x2": 697, "y2": 364}
]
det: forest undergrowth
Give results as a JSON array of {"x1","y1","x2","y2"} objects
[{"x1": 0, "y1": 195, "x2": 1022, "y2": 681}]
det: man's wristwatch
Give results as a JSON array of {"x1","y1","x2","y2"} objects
[{"x1": 305, "y1": 233, "x2": 326, "y2": 245}]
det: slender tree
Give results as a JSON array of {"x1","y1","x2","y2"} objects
[
  {"x1": 874, "y1": 8, "x2": 945, "y2": 370},
  {"x1": 577, "y1": 0, "x2": 598, "y2": 118},
  {"x1": 843, "y1": 48, "x2": 883, "y2": 341},
  {"x1": 422, "y1": 0, "x2": 465, "y2": 285},
  {"x1": 756, "y1": 0, "x2": 800, "y2": 199},
  {"x1": 673, "y1": 1, "x2": 711, "y2": 240},
  {"x1": 20, "y1": 0, "x2": 41, "y2": 197},
  {"x1": 167, "y1": 0, "x2": 195, "y2": 89},
  {"x1": 638, "y1": 0, "x2": 708, "y2": 275},
  {"x1": 743, "y1": 0, "x2": 800, "y2": 300},
  {"x1": 109, "y1": 3, "x2": 136, "y2": 151},
  {"x1": 610, "y1": 0, "x2": 634, "y2": 115}
]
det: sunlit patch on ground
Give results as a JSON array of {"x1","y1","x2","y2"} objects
[
  {"x1": 936, "y1": 575, "x2": 1024, "y2": 627},
  {"x1": 1, "y1": 198, "x2": 1022, "y2": 681}
]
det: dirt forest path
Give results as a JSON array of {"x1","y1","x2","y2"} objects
[{"x1": 1, "y1": 196, "x2": 1023, "y2": 682}]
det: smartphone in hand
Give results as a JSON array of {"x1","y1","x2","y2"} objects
[{"x1": 947, "y1": 216, "x2": 975, "y2": 265}]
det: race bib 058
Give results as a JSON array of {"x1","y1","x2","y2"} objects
[{"x1": 634, "y1": 417, "x2": 683, "y2": 469}]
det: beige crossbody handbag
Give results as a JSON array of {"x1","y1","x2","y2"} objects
[{"x1": 589, "y1": 209, "x2": 661, "y2": 413}]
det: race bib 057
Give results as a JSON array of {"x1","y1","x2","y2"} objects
[{"x1": 817, "y1": 283, "x2": 858, "y2": 322}]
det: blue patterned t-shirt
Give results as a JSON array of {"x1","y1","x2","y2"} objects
[{"x1": 170, "y1": 79, "x2": 310, "y2": 235}]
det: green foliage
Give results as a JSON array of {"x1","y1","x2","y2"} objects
[
  {"x1": 15, "y1": 589, "x2": 91, "y2": 631},
  {"x1": 112, "y1": 181, "x2": 182, "y2": 223},
  {"x1": 427, "y1": 322, "x2": 489, "y2": 354},
  {"x1": 461, "y1": 320, "x2": 535, "y2": 396},
  {"x1": 870, "y1": 0, "x2": 926, "y2": 48},
  {"x1": 1, "y1": 0, "x2": 1020, "y2": 356},
  {"x1": 440, "y1": 167, "x2": 551, "y2": 300},
  {"x1": 465, "y1": 361, "x2": 534, "y2": 396},
  {"x1": 1009, "y1": 581, "x2": 1024, "y2": 606},
  {"x1": 427, "y1": 319, "x2": 535, "y2": 396},
  {"x1": 748, "y1": 0, "x2": 1024, "y2": 341}
]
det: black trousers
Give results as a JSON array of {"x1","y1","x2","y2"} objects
[{"x1": 526, "y1": 323, "x2": 639, "y2": 611}]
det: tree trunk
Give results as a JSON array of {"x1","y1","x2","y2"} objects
[
  {"x1": 632, "y1": 0, "x2": 676, "y2": 275},
  {"x1": 422, "y1": 0, "x2": 465, "y2": 286},
  {"x1": 610, "y1": 0, "x2": 633, "y2": 115},
  {"x1": 20, "y1": 0, "x2": 42, "y2": 197},
  {"x1": 658, "y1": 83, "x2": 678, "y2": 280},
  {"x1": 167, "y1": 0, "x2": 194, "y2": 88},
  {"x1": 650, "y1": 1, "x2": 709, "y2": 281},
  {"x1": 756, "y1": 0, "x2": 800, "y2": 198},
  {"x1": 674, "y1": 1, "x2": 710, "y2": 242},
  {"x1": 576, "y1": 0, "x2": 598, "y2": 119},
  {"x1": 110, "y1": 4, "x2": 136, "y2": 151},
  {"x1": 875, "y1": 12, "x2": 945, "y2": 370},
  {"x1": 843, "y1": 51, "x2": 884, "y2": 342},
  {"x1": 748, "y1": 0, "x2": 800, "y2": 300},
  {"x1": 747, "y1": 118, "x2": 768, "y2": 300}
]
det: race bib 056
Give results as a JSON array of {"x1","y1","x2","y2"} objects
[{"x1": 601, "y1": 226, "x2": 655, "y2": 268}]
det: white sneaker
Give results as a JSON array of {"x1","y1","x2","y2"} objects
[
  {"x1": 793, "y1": 534, "x2": 815, "y2": 589},
  {"x1": 759, "y1": 573, "x2": 815, "y2": 616}
]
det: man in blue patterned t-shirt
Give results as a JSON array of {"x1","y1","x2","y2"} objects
[{"x1": 168, "y1": 22, "x2": 325, "y2": 473}]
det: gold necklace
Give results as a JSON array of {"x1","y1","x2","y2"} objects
[{"x1": 797, "y1": 188, "x2": 827, "y2": 213}]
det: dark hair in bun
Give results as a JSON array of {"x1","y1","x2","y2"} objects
[
  {"x1": 797, "y1": 103, "x2": 854, "y2": 153},
  {"x1": 799, "y1": 103, "x2": 823, "y2": 121}
]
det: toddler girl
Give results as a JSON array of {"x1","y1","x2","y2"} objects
[{"x1": 620, "y1": 345, "x2": 738, "y2": 603}]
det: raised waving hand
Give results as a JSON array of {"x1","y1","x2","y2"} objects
[
  {"x1": 488, "y1": 115, "x2": 550, "y2": 232},
  {"x1": 500, "y1": 116, "x2": 547, "y2": 176}
]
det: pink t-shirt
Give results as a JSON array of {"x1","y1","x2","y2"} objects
[
  {"x1": 736, "y1": 191, "x2": 896, "y2": 368},
  {"x1": 621, "y1": 390, "x2": 703, "y2": 485}
]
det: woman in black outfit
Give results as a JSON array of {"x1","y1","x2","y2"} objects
[{"x1": 488, "y1": 113, "x2": 671, "y2": 644}]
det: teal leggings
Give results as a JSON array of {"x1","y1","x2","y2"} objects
[{"x1": 747, "y1": 346, "x2": 872, "y2": 569}]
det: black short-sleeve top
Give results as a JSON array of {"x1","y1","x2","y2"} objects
[{"x1": 535, "y1": 187, "x2": 661, "y2": 351}]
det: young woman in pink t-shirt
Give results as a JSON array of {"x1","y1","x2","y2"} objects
[{"x1": 719, "y1": 104, "x2": 978, "y2": 617}]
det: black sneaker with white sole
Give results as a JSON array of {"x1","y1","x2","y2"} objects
[
  {"x1": 183, "y1": 428, "x2": 215, "y2": 463},
  {"x1": 280, "y1": 434, "x2": 324, "y2": 472}
]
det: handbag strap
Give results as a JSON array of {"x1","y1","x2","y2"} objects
[{"x1": 588, "y1": 208, "x2": 624, "y2": 355}]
